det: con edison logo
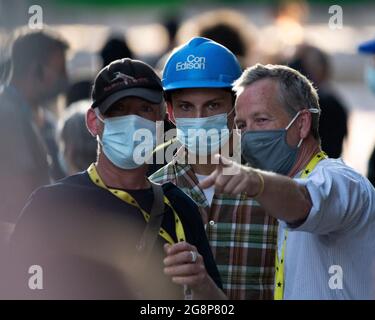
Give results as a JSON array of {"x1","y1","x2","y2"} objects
[{"x1": 176, "y1": 55, "x2": 206, "y2": 71}]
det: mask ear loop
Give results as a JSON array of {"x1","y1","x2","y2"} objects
[
  {"x1": 297, "y1": 138, "x2": 303, "y2": 148},
  {"x1": 226, "y1": 106, "x2": 236, "y2": 137},
  {"x1": 286, "y1": 108, "x2": 320, "y2": 148},
  {"x1": 94, "y1": 109, "x2": 105, "y2": 145},
  {"x1": 95, "y1": 109, "x2": 105, "y2": 123},
  {"x1": 285, "y1": 110, "x2": 301, "y2": 131},
  {"x1": 285, "y1": 110, "x2": 304, "y2": 148},
  {"x1": 227, "y1": 106, "x2": 235, "y2": 117}
]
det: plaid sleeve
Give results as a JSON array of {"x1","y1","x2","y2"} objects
[{"x1": 149, "y1": 164, "x2": 172, "y2": 184}]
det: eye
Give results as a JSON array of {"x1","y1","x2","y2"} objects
[
  {"x1": 235, "y1": 121, "x2": 246, "y2": 130},
  {"x1": 178, "y1": 103, "x2": 192, "y2": 112},
  {"x1": 141, "y1": 104, "x2": 154, "y2": 113},
  {"x1": 255, "y1": 117, "x2": 269, "y2": 124},
  {"x1": 207, "y1": 102, "x2": 220, "y2": 110}
]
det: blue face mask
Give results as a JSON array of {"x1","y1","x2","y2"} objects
[
  {"x1": 241, "y1": 108, "x2": 319, "y2": 175},
  {"x1": 175, "y1": 111, "x2": 232, "y2": 156},
  {"x1": 365, "y1": 65, "x2": 375, "y2": 94},
  {"x1": 97, "y1": 113, "x2": 156, "y2": 170}
]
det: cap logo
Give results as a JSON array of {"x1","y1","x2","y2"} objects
[
  {"x1": 112, "y1": 72, "x2": 136, "y2": 85},
  {"x1": 176, "y1": 54, "x2": 206, "y2": 71},
  {"x1": 104, "y1": 72, "x2": 149, "y2": 91}
]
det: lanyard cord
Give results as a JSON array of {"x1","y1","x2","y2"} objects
[
  {"x1": 87, "y1": 164, "x2": 186, "y2": 245},
  {"x1": 274, "y1": 151, "x2": 327, "y2": 300}
]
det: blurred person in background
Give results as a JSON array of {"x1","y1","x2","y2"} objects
[
  {"x1": 0, "y1": 32, "x2": 12, "y2": 90},
  {"x1": 65, "y1": 50, "x2": 101, "y2": 107},
  {"x1": 358, "y1": 37, "x2": 375, "y2": 187},
  {"x1": 260, "y1": 0, "x2": 310, "y2": 64},
  {"x1": 100, "y1": 33, "x2": 133, "y2": 68},
  {"x1": 37, "y1": 101, "x2": 67, "y2": 180},
  {"x1": 175, "y1": 9, "x2": 258, "y2": 69},
  {"x1": 287, "y1": 44, "x2": 348, "y2": 158},
  {"x1": 66, "y1": 81, "x2": 92, "y2": 106},
  {"x1": 9, "y1": 58, "x2": 225, "y2": 299},
  {"x1": 0, "y1": 27, "x2": 68, "y2": 225},
  {"x1": 58, "y1": 99, "x2": 97, "y2": 176},
  {"x1": 161, "y1": 13, "x2": 180, "y2": 54},
  {"x1": 150, "y1": 37, "x2": 278, "y2": 300}
]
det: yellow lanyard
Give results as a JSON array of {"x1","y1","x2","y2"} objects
[
  {"x1": 87, "y1": 163, "x2": 186, "y2": 245},
  {"x1": 274, "y1": 151, "x2": 327, "y2": 300}
]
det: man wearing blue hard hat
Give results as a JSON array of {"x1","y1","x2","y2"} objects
[
  {"x1": 358, "y1": 37, "x2": 375, "y2": 186},
  {"x1": 150, "y1": 37, "x2": 278, "y2": 300}
]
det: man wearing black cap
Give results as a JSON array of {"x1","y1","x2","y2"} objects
[{"x1": 8, "y1": 58, "x2": 225, "y2": 299}]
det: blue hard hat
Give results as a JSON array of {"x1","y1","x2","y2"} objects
[
  {"x1": 162, "y1": 37, "x2": 242, "y2": 91},
  {"x1": 358, "y1": 38, "x2": 375, "y2": 54}
]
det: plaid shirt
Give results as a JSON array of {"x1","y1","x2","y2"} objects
[{"x1": 149, "y1": 151, "x2": 278, "y2": 300}]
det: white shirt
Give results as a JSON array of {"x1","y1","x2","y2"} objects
[
  {"x1": 278, "y1": 158, "x2": 375, "y2": 299},
  {"x1": 196, "y1": 174, "x2": 215, "y2": 206}
]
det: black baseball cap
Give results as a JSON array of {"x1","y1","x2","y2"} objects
[{"x1": 91, "y1": 58, "x2": 163, "y2": 114}]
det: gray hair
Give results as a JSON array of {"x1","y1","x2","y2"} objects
[
  {"x1": 58, "y1": 99, "x2": 97, "y2": 171},
  {"x1": 233, "y1": 63, "x2": 321, "y2": 141}
]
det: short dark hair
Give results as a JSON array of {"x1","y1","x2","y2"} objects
[{"x1": 11, "y1": 27, "x2": 68, "y2": 78}]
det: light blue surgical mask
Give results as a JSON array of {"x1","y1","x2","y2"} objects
[
  {"x1": 97, "y1": 113, "x2": 156, "y2": 170},
  {"x1": 175, "y1": 111, "x2": 233, "y2": 156},
  {"x1": 241, "y1": 108, "x2": 319, "y2": 175},
  {"x1": 365, "y1": 65, "x2": 375, "y2": 94}
]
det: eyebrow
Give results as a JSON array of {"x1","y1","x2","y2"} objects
[
  {"x1": 175, "y1": 97, "x2": 225, "y2": 105},
  {"x1": 234, "y1": 111, "x2": 274, "y2": 123},
  {"x1": 251, "y1": 111, "x2": 273, "y2": 118},
  {"x1": 203, "y1": 98, "x2": 225, "y2": 105},
  {"x1": 175, "y1": 99, "x2": 193, "y2": 104}
]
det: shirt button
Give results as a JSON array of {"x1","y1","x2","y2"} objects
[{"x1": 209, "y1": 220, "x2": 215, "y2": 226}]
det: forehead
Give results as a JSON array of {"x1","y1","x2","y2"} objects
[
  {"x1": 236, "y1": 78, "x2": 283, "y2": 115},
  {"x1": 170, "y1": 88, "x2": 231, "y2": 102}
]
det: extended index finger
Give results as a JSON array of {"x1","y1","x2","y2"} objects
[{"x1": 198, "y1": 168, "x2": 218, "y2": 190}]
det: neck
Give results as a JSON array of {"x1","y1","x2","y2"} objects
[
  {"x1": 96, "y1": 152, "x2": 150, "y2": 190},
  {"x1": 288, "y1": 135, "x2": 321, "y2": 177}
]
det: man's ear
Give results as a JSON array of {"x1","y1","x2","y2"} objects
[
  {"x1": 86, "y1": 108, "x2": 102, "y2": 137},
  {"x1": 299, "y1": 110, "x2": 312, "y2": 139},
  {"x1": 166, "y1": 101, "x2": 175, "y2": 125}
]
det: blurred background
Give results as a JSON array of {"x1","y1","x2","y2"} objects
[{"x1": 1, "y1": 0, "x2": 375, "y2": 175}]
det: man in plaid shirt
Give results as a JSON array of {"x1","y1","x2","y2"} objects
[{"x1": 150, "y1": 37, "x2": 278, "y2": 299}]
